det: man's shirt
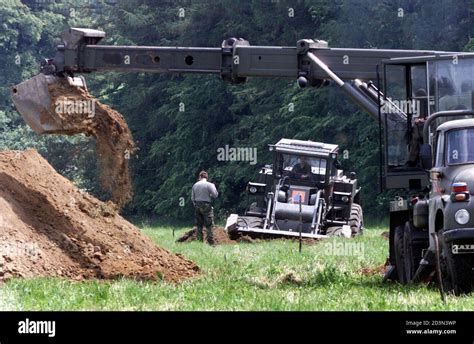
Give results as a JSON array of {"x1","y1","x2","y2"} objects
[
  {"x1": 191, "y1": 179, "x2": 218, "y2": 204},
  {"x1": 293, "y1": 162, "x2": 311, "y2": 175}
]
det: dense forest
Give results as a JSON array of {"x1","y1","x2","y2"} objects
[{"x1": 1, "y1": 0, "x2": 473, "y2": 222}]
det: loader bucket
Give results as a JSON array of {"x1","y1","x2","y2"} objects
[{"x1": 11, "y1": 74, "x2": 86, "y2": 134}]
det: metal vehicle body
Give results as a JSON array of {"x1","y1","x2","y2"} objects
[
  {"x1": 378, "y1": 54, "x2": 474, "y2": 294},
  {"x1": 225, "y1": 138, "x2": 362, "y2": 239},
  {"x1": 11, "y1": 28, "x2": 474, "y2": 293}
]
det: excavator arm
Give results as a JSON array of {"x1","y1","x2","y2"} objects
[
  {"x1": 11, "y1": 27, "x2": 456, "y2": 134},
  {"x1": 49, "y1": 28, "x2": 447, "y2": 81}
]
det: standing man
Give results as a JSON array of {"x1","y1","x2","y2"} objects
[{"x1": 191, "y1": 171, "x2": 218, "y2": 245}]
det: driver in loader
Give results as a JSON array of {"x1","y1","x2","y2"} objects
[{"x1": 292, "y1": 156, "x2": 312, "y2": 179}]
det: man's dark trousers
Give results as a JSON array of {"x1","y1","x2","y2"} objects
[{"x1": 194, "y1": 201, "x2": 214, "y2": 245}]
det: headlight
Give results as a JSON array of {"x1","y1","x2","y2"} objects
[
  {"x1": 249, "y1": 186, "x2": 257, "y2": 194},
  {"x1": 341, "y1": 196, "x2": 349, "y2": 203},
  {"x1": 455, "y1": 209, "x2": 470, "y2": 225}
]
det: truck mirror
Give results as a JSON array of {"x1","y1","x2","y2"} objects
[{"x1": 419, "y1": 143, "x2": 433, "y2": 170}]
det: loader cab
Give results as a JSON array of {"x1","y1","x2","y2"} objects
[
  {"x1": 270, "y1": 139, "x2": 339, "y2": 186},
  {"x1": 269, "y1": 139, "x2": 339, "y2": 209},
  {"x1": 381, "y1": 54, "x2": 474, "y2": 190}
]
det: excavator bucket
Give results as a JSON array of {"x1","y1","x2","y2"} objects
[{"x1": 11, "y1": 73, "x2": 86, "y2": 134}]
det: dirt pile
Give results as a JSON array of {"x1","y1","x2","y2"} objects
[
  {"x1": 45, "y1": 80, "x2": 136, "y2": 208},
  {"x1": 176, "y1": 227, "x2": 236, "y2": 245},
  {"x1": 0, "y1": 149, "x2": 198, "y2": 282}
]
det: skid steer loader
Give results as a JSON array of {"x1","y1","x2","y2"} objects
[{"x1": 224, "y1": 138, "x2": 363, "y2": 239}]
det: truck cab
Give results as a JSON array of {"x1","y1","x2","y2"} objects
[{"x1": 429, "y1": 119, "x2": 474, "y2": 239}]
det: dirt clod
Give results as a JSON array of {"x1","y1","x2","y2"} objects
[
  {"x1": 359, "y1": 264, "x2": 386, "y2": 276},
  {"x1": 0, "y1": 149, "x2": 199, "y2": 282},
  {"x1": 278, "y1": 272, "x2": 303, "y2": 285}
]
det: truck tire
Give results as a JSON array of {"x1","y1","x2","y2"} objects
[
  {"x1": 349, "y1": 203, "x2": 364, "y2": 236},
  {"x1": 403, "y1": 222, "x2": 429, "y2": 283},
  {"x1": 394, "y1": 225, "x2": 408, "y2": 284},
  {"x1": 437, "y1": 231, "x2": 473, "y2": 295}
]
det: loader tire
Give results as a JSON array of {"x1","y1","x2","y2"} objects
[
  {"x1": 349, "y1": 203, "x2": 364, "y2": 236},
  {"x1": 394, "y1": 225, "x2": 408, "y2": 284},
  {"x1": 403, "y1": 222, "x2": 428, "y2": 283},
  {"x1": 438, "y1": 230, "x2": 473, "y2": 295}
]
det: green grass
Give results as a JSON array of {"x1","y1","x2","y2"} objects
[{"x1": 2, "y1": 225, "x2": 474, "y2": 310}]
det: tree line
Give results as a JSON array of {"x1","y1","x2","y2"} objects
[{"x1": 1, "y1": 0, "x2": 473, "y2": 222}]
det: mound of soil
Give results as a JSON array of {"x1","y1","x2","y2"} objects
[
  {"x1": 0, "y1": 149, "x2": 198, "y2": 282},
  {"x1": 176, "y1": 227, "x2": 236, "y2": 245},
  {"x1": 45, "y1": 80, "x2": 136, "y2": 208}
]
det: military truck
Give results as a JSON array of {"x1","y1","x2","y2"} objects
[
  {"x1": 225, "y1": 138, "x2": 363, "y2": 239},
  {"x1": 390, "y1": 112, "x2": 474, "y2": 295},
  {"x1": 377, "y1": 54, "x2": 474, "y2": 295}
]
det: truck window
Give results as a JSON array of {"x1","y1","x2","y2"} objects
[
  {"x1": 411, "y1": 65, "x2": 428, "y2": 118},
  {"x1": 446, "y1": 128, "x2": 474, "y2": 165},
  {"x1": 436, "y1": 59, "x2": 474, "y2": 111}
]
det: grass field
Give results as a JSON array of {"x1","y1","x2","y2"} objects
[{"x1": 2, "y1": 224, "x2": 474, "y2": 311}]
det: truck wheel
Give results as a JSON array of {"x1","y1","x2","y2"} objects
[
  {"x1": 437, "y1": 231, "x2": 473, "y2": 295},
  {"x1": 403, "y1": 222, "x2": 428, "y2": 283},
  {"x1": 394, "y1": 225, "x2": 407, "y2": 284},
  {"x1": 349, "y1": 203, "x2": 364, "y2": 236}
]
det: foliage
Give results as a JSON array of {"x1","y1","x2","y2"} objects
[{"x1": 1, "y1": 0, "x2": 474, "y2": 220}]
